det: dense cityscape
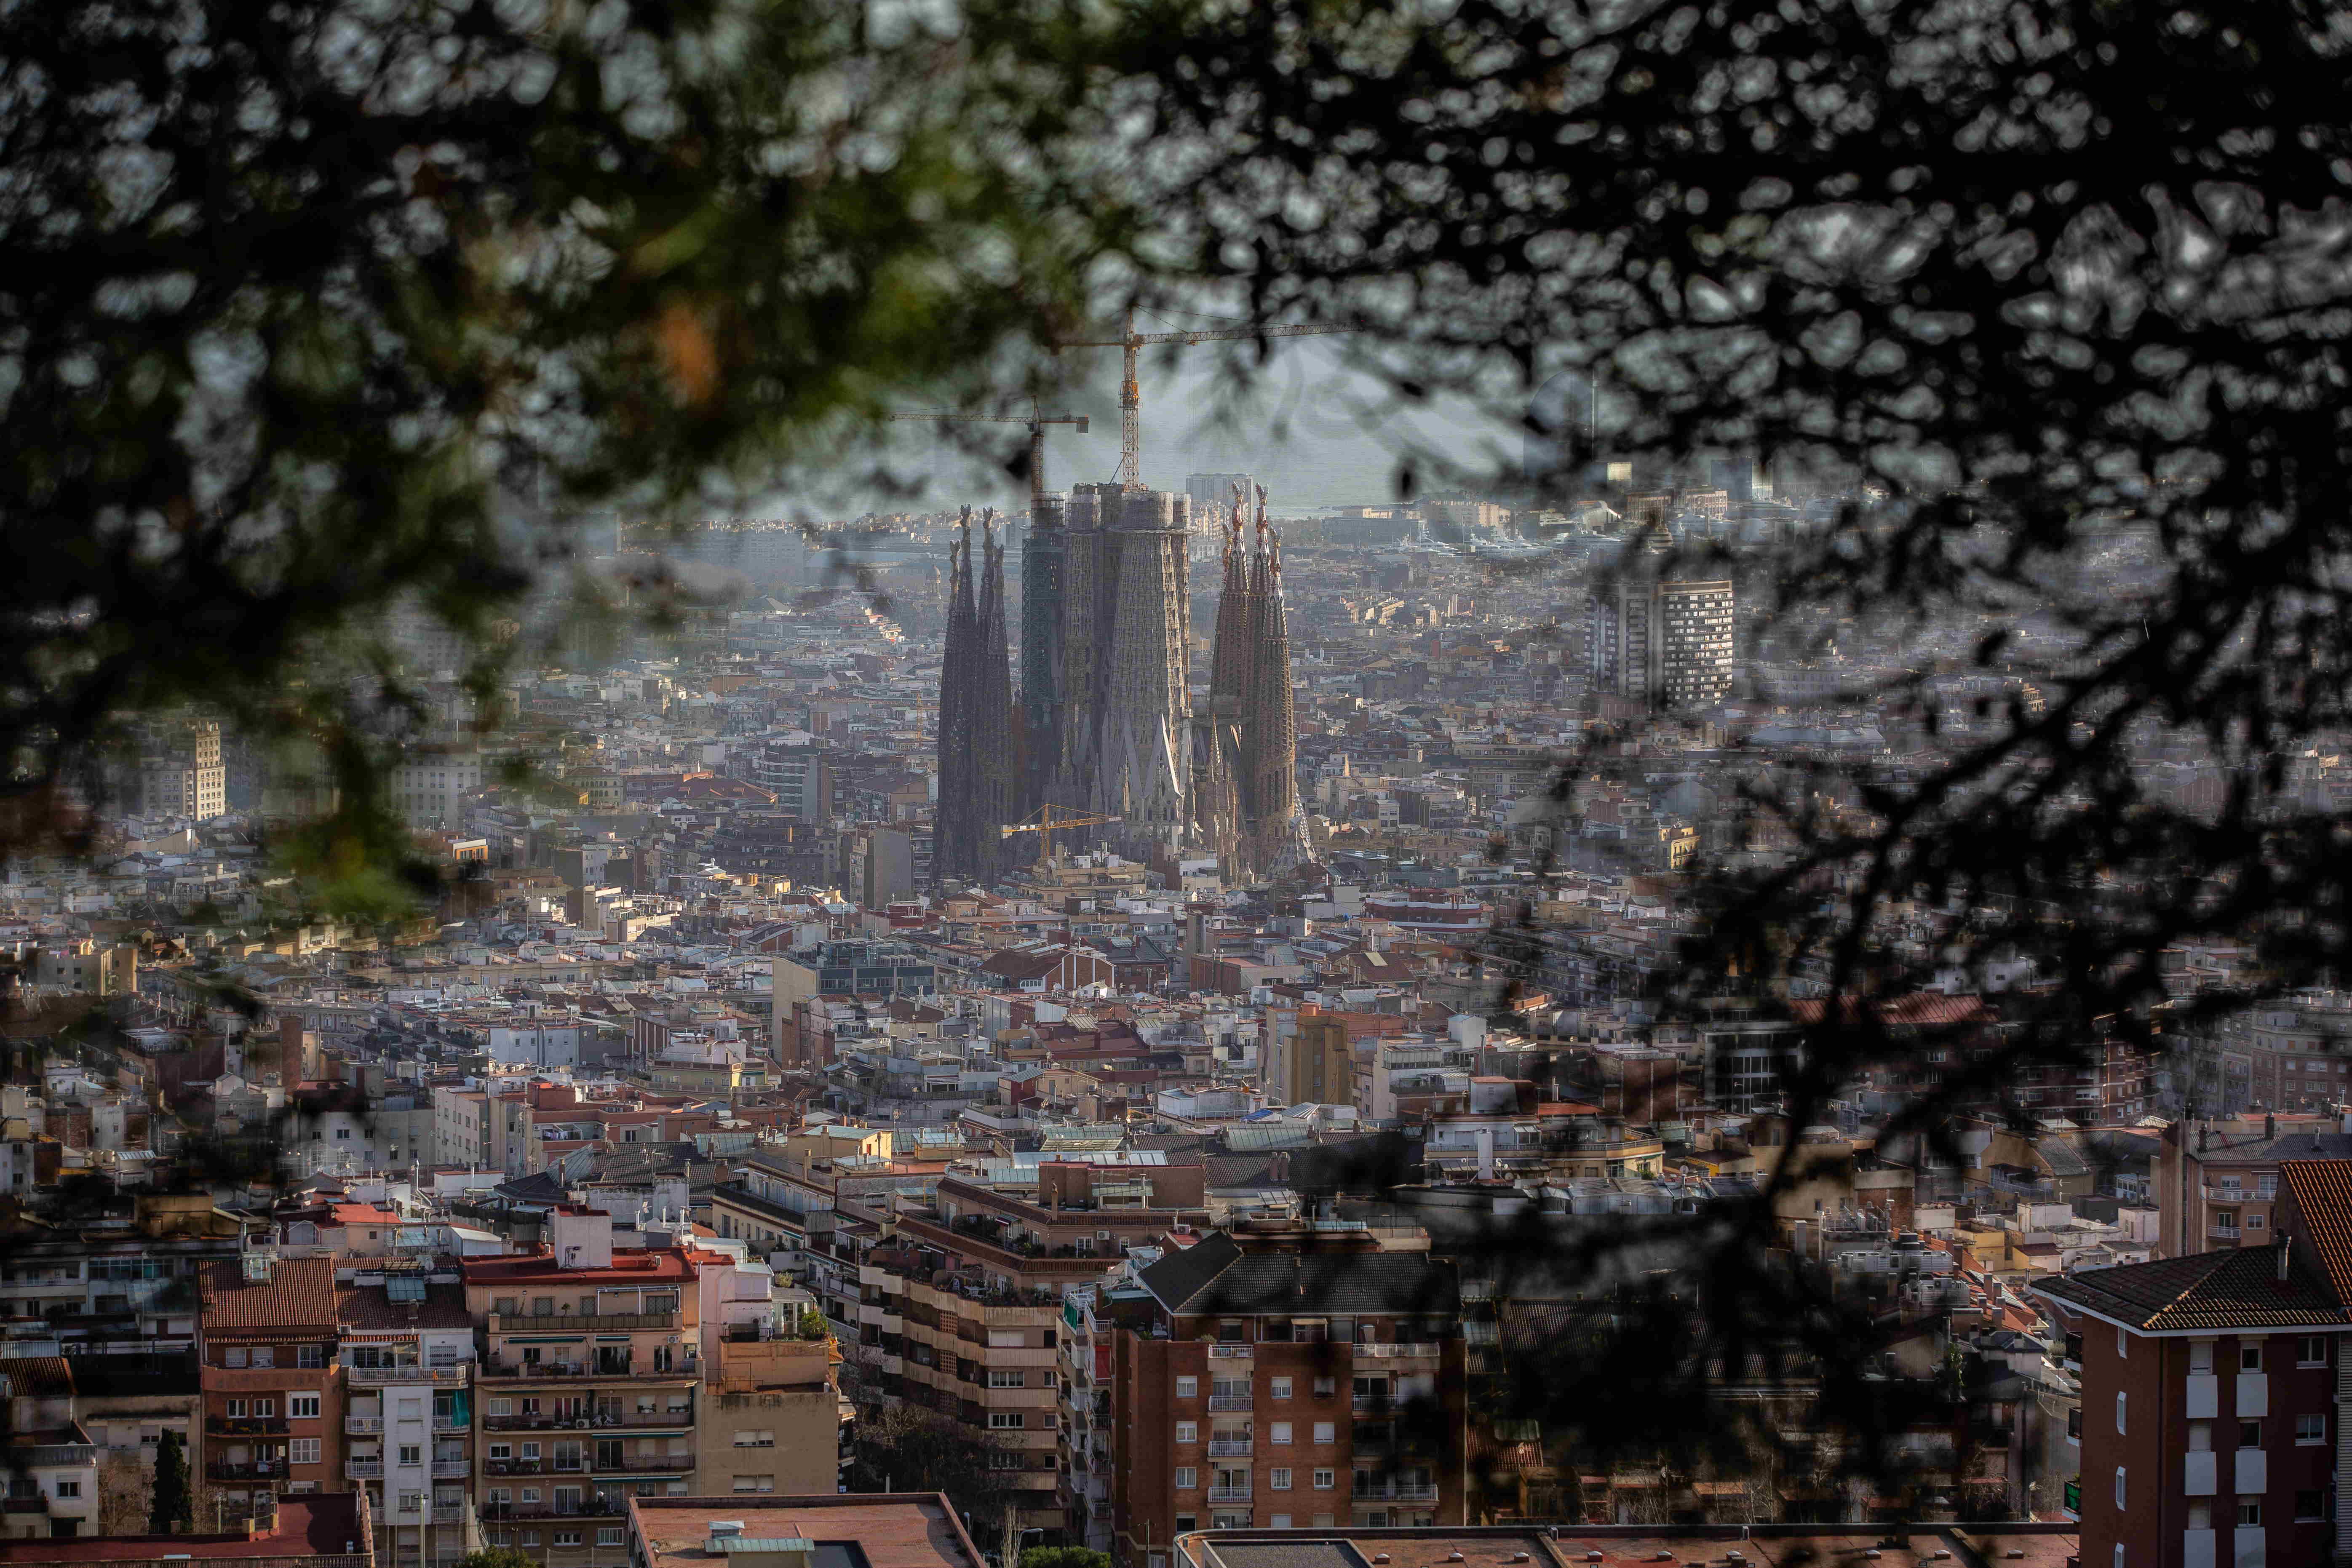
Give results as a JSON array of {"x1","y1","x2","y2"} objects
[{"x1": 0, "y1": 442, "x2": 2326, "y2": 1568}]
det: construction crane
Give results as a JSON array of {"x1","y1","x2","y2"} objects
[
  {"x1": 887, "y1": 405, "x2": 1090, "y2": 517},
  {"x1": 1001, "y1": 802, "x2": 1122, "y2": 863},
  {"x1": 1054, "y1": 307, "x2": 1355, "y2": 491}
]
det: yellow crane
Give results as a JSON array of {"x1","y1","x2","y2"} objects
[
  {"x1": 1053, "y1": 308, "x2": 1354, "y2": 491},
  {"x1": 1000, "y1": 802, "x2": 1122, "y2": 863},
  {"x1": 886, "y1": 406, "x2": 1090, "y2": 516}
]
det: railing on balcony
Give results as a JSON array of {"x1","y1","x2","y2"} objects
[
  {"x1": 432, "y1": 1506, "x2": 468, "y2": 1524},
  {"x1": 208, "y1": 1460, "x2": 285, "y2": 1481},
  {"x1": 482, "y1": 1359, "x2": 684, "y2": 1380},
  {"x1": 346, "y1": 1416, "x2": 383, "y2": 1435},
  {"x1": 1208, "y1": 1486, "x2": 1251, "y2": 1503},
  {"x1": 347, "y1": 1459, "x2": 384, "y2": 1480},
  {"x1": 1207, "y1": 1440, "x2": 1253, "y2": 1457},
  {"x1": 432, "y1": 1460, "x2": 469, "y2": 1478},
  {"x1": 208, "y1": 1416, "x2": 290, "y2": 1436},
  {"x1": 591, "y1": 1454, "x2": 695, "y2": 1473},
  {"x1": 481, "y1": 1499, "x2": 629, "y2": 1520},
  {"x1": 1353, "y1": 1483, "x2": 1438, "y2": 1502},
  {"x1": 1355, "y1": 1343, "x2": 1442, "y2": 1359},
  {"x1": 347, "y1": 1364, "x2": 472, "y2": 1386},
  {"x1": 2211, "y1": 1224, "x2": 2241, "y2": 1239},
  {"x1": 433, "y1": 1414, "x2": 467, "y2": 1431},
  {"x1": 1208, "y1": 1395, "x2": 1253, "y2": 1411},
  {"x1": 490, "y1": 1312, "x2": 678, "y2": 1333},
  {"x1": 1206, "y1": 1345, "x2": 1253, "y2": 1359},
  {"x1": 482, "y1": 1408, "x2": 694, "y2": 1431}
]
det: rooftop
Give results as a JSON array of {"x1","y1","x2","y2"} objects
[
  {"x1": 2033, "y1": 1243, "x2": 2347, "y2": 1331},
  {"x1": 629, "y1": 1495, "x2": 984, "y2": 1568}
]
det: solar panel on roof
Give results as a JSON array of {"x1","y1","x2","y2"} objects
[{"x1": 386, "y1": 1276, "x2": 428, "y2": 1302}]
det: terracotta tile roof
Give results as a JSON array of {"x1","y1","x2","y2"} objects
[
  {"x1": 2281, "y1": 1158, "x2": 2352, "y2": 1303},
  {"x1": 629, "y1": 1495, "x2": 983, "y2": 1568},
  {"x1": 462, "y1": 1247, "x2": 693, "y2": 1286},
  {"x1": 0, "y1": 1357, "x2": 70, "y2": 1398},
  {"x1": 2033, "y1": 1245, "x2": 2348, "y2": 1331},
  {"x1": 198, "y1": 1256, "x2": 337, "y2": 1332},
  {"x1": 336, "y1": 1279, "x2": 473, "y2": 1332}
]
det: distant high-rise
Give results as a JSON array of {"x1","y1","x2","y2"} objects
[
  {"x1": 1196, "y1": 483, "x2": 1307, "y2": 879},
  {"x1": 1589, "y1": 571, "x2": 1736, "y2": 709},
  {"x1": 935, "y1": 509, "x2": 1023, "y2": 886},
  {"x1": 1056, "y1": 484, "x2": 1194, "y2": 857}
]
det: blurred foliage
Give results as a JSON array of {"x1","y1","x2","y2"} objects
[{"x1": 0, "y1": 0, "x2": 1130, "y2": 918}]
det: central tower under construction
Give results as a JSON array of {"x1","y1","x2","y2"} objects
[{"x1": 1195, "y1": 483, "x2": 1308, "y2": 879}]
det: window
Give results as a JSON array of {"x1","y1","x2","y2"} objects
[
  {"x1": 2243, "y1": 1344, "x2": 2264, "y2": 1371},
  {"x1": 2116, "y1": 1393, "x2": 2127, "y2": 1435},
  {"x1": 555, "y1": 1533, "x2": 583, "y2": 1547},
  {"x1": 1175, "y1": 1468, "x2": 1197, "y2": 1490},
  {"x1": 522, "y1": 1534, "x2": 540, "y2": 1549},
  {"x1": 2237, "y1": 1501, "x2": 2263, "y2": 1527},
  {"x1": 1270, "y1": 1516, "x2": 1292, "y2": 1529},
  {"x1": 54, "y1": 1481, "x2": 79, "y2": 1499},
  {"x1": 1270, "y1": 1422, "x2": 1293, "y2": 1445},
  {"x1": 989, "y1": 1451, "x2": 1023, "y2": 1470},
  {"x1": 2114, "y1": 1467, "x2": 2126, "y2": 1509},
  {"x1": 226, "y1": 1400, "x2": 247, "y2": 1418},
  {"x1": 1173, "y1": 1523, "x2": 1195, "y2": 1539},
  {"x1": 1176, "y1": 1377, "x2": 1197, "y2": 1400},
  {"x1": 732, "y1": 1431, "x2": 775, "y2": 1448},
  {"x1": 290, "y1": 1395, "x2": 320, "y2": 1419},
  {"x1": 298, "y1": 1345, "x2": 323, "y2": 1368},
  {"x1": 401, "y1": 1493, "x2": 425, "y2": 1516},
  {"x1": 2248, "y1": 1214, "x2": 2266, "y2": 1231},
  {"x1": 732, "y1": 1477, "x2": 774, "y2": 1493},
  {"x1": 1313, "y1": 1469, "x2": 1335, "y2": 1491},
  {"x1": 489, "y1": 1445, "x2": 511, "y2": 1461},
  {"x1": 291, "y1": 1439, "x2": 321, "y2": 1464},
  {"x1": 1312, "y1": 1422, "x2": 1335, "y2": 1445},
  {"x1": 1270, "y1": 1468, "x2": 1293, "y2": 1491},
  {"x1": 2240, "y1": 1422, "x2": 2262, "y2": 1448},
  {"x1": 250, "y1": 1348, "x2": 274, "y2": 1368},
  {"x1": 988, "y1": 1369, "x2": 1025, "y2": 1389},
  {"x1": 2301, "y1": 1337, "x2": 2330, "y2": 1367},
  {"x1": 1313, "y1": 1377, "x2": 1335, "y2": 1397},
  {"x1": 399, "y1": 1445, "x2": 422, "y2": 1465},
  {"x1": 487, "y1": 1400, "x2": 511, "y2": 1418},
  {"x1": 1270, "y1": 1377, "x2": 1293, "y2": 1400},
  {"x1": 2298, "y1": 1414, "x2": 2327, "y2": 1446},
  {"x1": 2295, "y1": 1491, "x2": 2326, "y2": 1522},
  {"x1": 2192, "y1": 1341, "x2": 2215, "y2": 1374},
  {"x1": 224, "y1": 1348, "x2": 248, "y2": 1369},
  {"x1": 253, "y1": 1399, "x2": 275, "y2": 1418},
  {"x1": 1176, "y1": 1422, "x2": 1197, "y2": 1444},
  {"x1": 987, "y1": 1412, "x2": 1024, "y2": 1430},
  {"x1": 599, "y1": 1528, "x2": 625, "y2": 1546}
]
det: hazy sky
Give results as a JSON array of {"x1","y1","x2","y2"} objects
[{"x1": 775, "y1": 330, "x2": 1521, "y2": 521}]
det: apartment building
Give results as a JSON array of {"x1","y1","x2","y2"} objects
[
  {"x1": 695, "y1": 1311, "x2": 839, "y2": 1498},
  {"x1": 834, "y1": 1158, "x2": 1211, "y2": 1534},
  {"x1": 2037, "y1": 1157, "x2": 2352, "y2": 1568},
  {"x1": 1103, "y1": 1226, "x2": 1466, "y2": 1567},
  {"x1": 337, "y1": 1264, "x2": 481, "y2": 1568},
  {"x1": 0, "y1": 1191, "x2": 246, "y2": 1358},
  {"x1": 197, "y1": 1254, "x2": 346, "y2": 1512},
  {"x1": 0, "y1": 1358, "x2": 100, "y2": 1539},
  {"x1": 462, "y1": 1211, "x2": 701, "y2": 1566},
  {"x1": 2153, "y1": 1117, "x2": 2352, "y2": 1258}
]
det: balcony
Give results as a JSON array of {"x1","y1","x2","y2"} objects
[
  {"x1": 482, "y1": 1408, "x2": 694, "y2": 1432},
  {"x1": 2210, "y1": 1225, "x2": 2241, "y2": 1241},
  {"x1": 432, "y1": 1460, "x2": 470, "y2": 1480},
  {"x1": 433, "y1": 1413, "x2": 467, "y2": 1432},
  {"x1": 591, "y1": 1454, "x2": 695, "y2": 1473},
  {"x1": 1208, "y1": 1487, "x2": 1251, "y2": 1503},
  {"x1": 208, "y1": 1461, "x2": 285, "y2": 1482},
  {"x1": 347, "y1": 1458, "x2": 384, "y2": 1480},
  {"x1": 1207, "y1": 1345, "x2": 1253, "y2": 1360},
  {"x1": 2184, "y1": 1451, "x2": 2217, "y2": 1495},
  {"x1": 1355, "y1": 1343, "x2": 1442, "y2": 1360},
  {"x1": 1208, "y1": 1395, "x2": 1253, "y2": 1412},
  {"x1": 481, "y1": 1360, "x2": 682, "y2": 1381},
  {"x1": 208, "y1": 1416, "x2": 290, "y2": 1437},
  {"x1": 1208, "y1": 1440, "x2": 1253, "y2": 1458},
  {"x1": 0, "y1": 1493, "x2": 44, "y2": 1516},
  {"x1": 481, "y1": 1499, "x2": 628, "y2": 1520},
  {"x1": 347, "y1": 1416, "x2": 384, "y2": 1435},
  {"x1": 347, "y1": 1364, "x2": 472, "y2": 1387},
  {"x1": 490, "y1": 1312, "x2": 678, "y2": 1334},
  {"x1": 1354, "y1": 1483, "x2": 1438, "y2": 1503}
]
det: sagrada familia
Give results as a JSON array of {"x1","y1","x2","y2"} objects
[{"x1": 931, "y1": 483, "x2": 1307, "y2": 888}]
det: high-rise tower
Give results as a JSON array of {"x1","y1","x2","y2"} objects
[
  {"x1": 1054, "y1": 484, "x2": 1194, "y2": 857},
  {"x1": 1198, "y1": 484, "x2": 1307, "y2": 879},
  {"x1": 934, "y1": 508, "x2": 1022, "y2": 886}
]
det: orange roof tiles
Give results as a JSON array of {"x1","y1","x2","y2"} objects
[
  {"x1": 2283, "y1": 1158, "x2": 2352, "y2": 1304},
  {"x1": 198, "y1": 1256, "x2": 337, "y2": 1332}
]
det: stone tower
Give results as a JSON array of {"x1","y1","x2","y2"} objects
[
  {"x1": 934, "y1": 508, "x2": 1022, "y2": 886},
  {"x1": 1199, "y1": 483, "x2": 1307, "y2": 879}
]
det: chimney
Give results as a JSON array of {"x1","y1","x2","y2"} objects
[
  {"x1": 2266, "y1": 1112, "x2": 2277, "y2": 1140},
  {"x1": 2279, "y1": 1232, "x2": 2292, "y2": 1282}
]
